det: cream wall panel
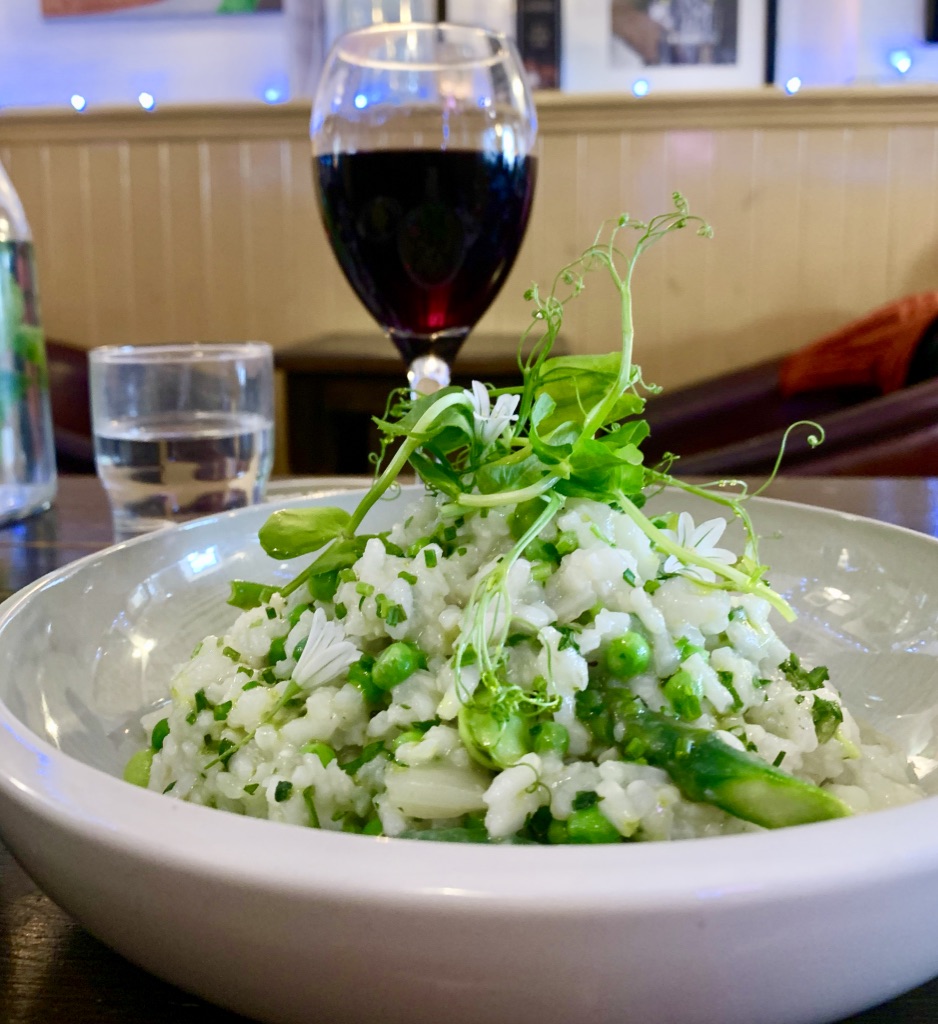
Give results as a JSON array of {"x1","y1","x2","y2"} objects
[
  {"x1": 748, "y1": 128, "x2": 807, "y2": 353},
  {"x1": 85, "y1": 143, "x2": 136, "y2": 344},
  {"x1": 885, "y1": 126, "x2": 938, "y2": 298},
  {"x1": 3, "y1": 90, "x2": 938, "y2": 391},
  {"x1": 126, "y1": 142, "x2": 170, "y2": 343},
  {"x1": 40, "y1": 145, "x2": 98, "y2": 342},
  {"x1": 164, "y1": 142, "x2": 210, "y2": 342}
]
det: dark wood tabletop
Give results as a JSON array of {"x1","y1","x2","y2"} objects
[{"x1": 2, "y1": 475, "x2": 938, "y2": 1024}]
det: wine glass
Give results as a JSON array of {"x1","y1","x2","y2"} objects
[{"x1": 311, "y1": 22, "x2": 538, "y2": 395}]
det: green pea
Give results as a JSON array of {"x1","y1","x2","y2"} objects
[
  {"x1": 123, "y1": 748, "x2": 154, "y2": 788},
  {"x1": 565, "y1": 804, "x2": 621, "y2": 844},
  {"x1": 308, "y1": 570, "x2": 339, "y2": 603},
  {"x1": 547, "y1": 818, "x2": 569, "y2": 844},
  {"x1": 299, "y1": 741, "x2": 336, "y2": 767},
  {"x1": 663, "y1": 668, "x2": 703, "y2": 721},
  {"x1": 532, "y1": 720, "x2": 570, "y2": 757},
  {"x1": 371, "y1": 641, "x2": 421, "y2": 691},
  {"x1": 458, "y1": 704, "x2": 531, "y2": 770},
  {"x1": 348, "y1": 654, "x2": 383, "y2": 704},
  {"x1": 605, "y1": 631, "x2": 651, "y2": 678}
]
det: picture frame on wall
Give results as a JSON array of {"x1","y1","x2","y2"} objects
[
  {"x1": 41, "y1": 0, "x2": 282, "y2": 17},
  {"x1": 562, "y1": 0, "x2": 775, "y2": 94}
]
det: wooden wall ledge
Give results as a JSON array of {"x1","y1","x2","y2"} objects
[{"x1": 4, "y1": 86, "x2": 938, "y2": 144}]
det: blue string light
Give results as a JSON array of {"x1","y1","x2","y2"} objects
[{"x1": 888, "y1": 49, "x2": 912, "y2": 75}]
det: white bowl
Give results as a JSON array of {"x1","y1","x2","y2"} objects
[{"x1": 1, "y1": 486, "x2": 938, "y2": 1024}]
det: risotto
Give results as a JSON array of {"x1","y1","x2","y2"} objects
[
  {"x1": 139, "y1": 493, "x2": 923, "y2": 842},
  {"x1": 128, "y1": 198, "x2": 925, "y2": 842}
]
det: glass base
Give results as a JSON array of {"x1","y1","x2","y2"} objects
[
  {"x1": 0, "y1": 479, "x2": 56, "y2": 527},
  {"x1": 390, "y1": 328, "x2": 468, "y2": 396},
  {"x1": 408, "y1": 354, "x2": 451, "y2": 395}
]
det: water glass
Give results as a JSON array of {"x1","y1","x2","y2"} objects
[{"x1": 89, "y1": 343, "x2": 274, "y2": 540}]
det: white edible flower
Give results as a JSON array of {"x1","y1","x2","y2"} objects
[
  {"x1": 661, "y1": 512, "x2": 736, "y2": 583},
  {"x1": 294, "y1": 608, "x2": 360, "y2": 688},
  {"x1": 464, "y1": 379, "x2": 520, "y2": 445}
]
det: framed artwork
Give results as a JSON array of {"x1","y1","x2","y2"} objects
[
  {"x1": 562, "y1": 0, "x2": 774, "y2": 94},
  {"x1": 41, "y1": 0, "x2": 282, "y2": 17},
  {"x1": 928, "y1": 0, "x2": 938, "y2": 43}
]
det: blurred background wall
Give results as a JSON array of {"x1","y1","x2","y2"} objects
[{"x1": 4, "y1": 0, "x2": 938, "y2": 110}]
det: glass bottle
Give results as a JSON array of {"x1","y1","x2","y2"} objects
[{"x1": 0, "y1": 161, "x2": 56, "y2": 524}]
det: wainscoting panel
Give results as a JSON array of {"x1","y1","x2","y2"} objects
[{"x1": 3, "y1": 88, "x2": 938, "y2": 391}]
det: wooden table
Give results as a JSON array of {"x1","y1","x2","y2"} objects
[{"x1": 3, "y1": 475, "x2": 938, "y2": 1023}]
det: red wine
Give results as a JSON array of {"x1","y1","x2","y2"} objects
[{"x1": 315, "y1": 149, "x2": 537, "y2": 359}]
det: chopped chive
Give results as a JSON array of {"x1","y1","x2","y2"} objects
[
  {"x1": 423, "y1": 549, "x2": 437, "y2": 568},
  {"x1": 530, "y1": 561, "x2": 552, "y2": 582},
  {"x1": 261, "y1": 668, "x2": 278, "y2": 685},
  {"x1": 623, "y1": 737, "x2": 647, "y2": 760},
  {"x1": 772, "y1": 751, "x2": 786, "y2": 767},
  {"x1": 334, "y1": 602, "x2": 348, "y2": 620},
  {"x1": 384, "y1": 603, "x2": 406, "y2": 626},
  {"x1": 266, "y1": 636, "x2": 287, "y2": 665},
  {"x1": 244, "y1": 782, "x2": 259, "y2": 795},
  {"x1": 340, "y1": 740, "x2": 385, "y2": 776},
  {"x1": 242, "y1": 680, "x2": 260, "y2": 691},
  {"x1": 150, "y1": 717, "x2": 170, "y2": 752},
  {"x1": 622, "y1": 568, "x2": 637, "y2": 586},
  {"x1": 162, "y1": 781, "x2": 176, "y2": 794},
  {"x1": 213, "y1": 701, "x2": 233, "y2": 721},
  {"x1": 717, "y1": 670, "x2": 744, "y2": 711},
  {"x1": 217, "y1": 738, "x2": 236, "y2": 763},
  {"x1": 194, "y1": 689, "x2": 210, "y2": 712},
  {"x1": 572, "y1": 790, "x2": 599, "y2": 811},
  {"x1": 555, "y1": 531, "x2": 578, "y2": 556},
  {"x1": 274, "y1": 780, "x2": 293, "y2": 802},
  {"x1": 303, "y1": 785, "x2": 320, "y2": 827},
  {"x1": 293, "y1": 637, "x2": 308, "y2": 661},
  {"x1": 265, "y1": 607, "x2": 277, "y2": 620},
  {"x1": 355, "y1": 581, "x2": 374, "y2": 597},
  {"x1": 398, "y1": 571, "x2": 418, "y2": 585},
  {"x1": 288, "y1": 603, "x2": 310, "y2": 628}
]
